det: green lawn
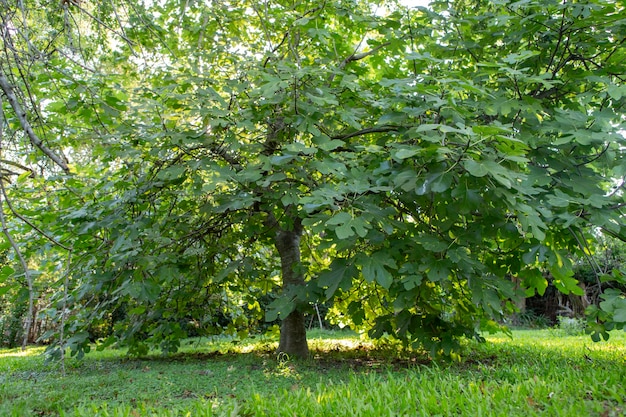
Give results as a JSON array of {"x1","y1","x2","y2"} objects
[{"x1": 1, "y1": 329, "x2": 624, "y2": 416}]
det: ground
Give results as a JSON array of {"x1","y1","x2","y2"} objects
[{"x1": 0, "y1": 329, "x2": 624, "y2": 416}]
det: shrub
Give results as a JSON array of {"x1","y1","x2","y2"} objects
[
  {"x1": 515, "y1": 310, "x2": 551, "y2": 329},
  {"x1": 556, "y1": 316, "x2": 587, "y2": 336}
]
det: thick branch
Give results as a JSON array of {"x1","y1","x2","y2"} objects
[
  {"x1": 200, "y1": 130, "x2": 243, "y2": 171},
  {"x1": 338, "y1": 42, "x2": 391, "y2": 70},
  {"x1": 0, "y1": 159, "x2": 35, "y2": 176},
  {"x1": 262, "y1": 116, "x2": 285, "y2": 156},
  {"x1": 210, "y1": 144, "x2": 242, "y2": 170},
  {"x1": 332, "y1": 125, "x2": 400, "y2": 141},
  {"x1": 600, "y1": 226, "x2": 626, "y2": 243},
  {"x1": 328, "y1": 41, "x2": 391, "y2": 84},
  {"x1": 0, "y1": 71, "x2": 70, "y2": 173}
]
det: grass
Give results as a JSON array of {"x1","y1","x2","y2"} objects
[{"x1": 1, "y1": 329, "x2": 625, "y2": 416}]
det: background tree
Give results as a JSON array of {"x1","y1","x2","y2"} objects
[{"x1": 0, "y1": 0, "x2": 624, "y2": 359}]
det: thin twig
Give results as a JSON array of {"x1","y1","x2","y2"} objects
[
  {"x1": 75, "y1": 2, "x2": 135, "y2": 48},
  {"x1": 0, "y1": 159, "x2": 35, "y2": 176},
  {"x1": 568, "y1": 226, "x2": 602, "y2": 288},
  {"x1": 0, "y1": 180, "x2": 72, "y2": 250}
]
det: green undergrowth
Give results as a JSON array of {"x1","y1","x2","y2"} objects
[{"x1": 1, "y1": 329, "x2": 624, "y2": 416}]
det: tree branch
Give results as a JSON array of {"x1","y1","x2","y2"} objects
[
  {"x1": 599, "y1": 226, "x2": 626, "y2": 243},
  {"x1": 338, "y1": 42, "x2": 391, "y2": 70},
  {"x1": 0, "y1": 159, "x2": 35, "y2": 177},
  {"x1": 0, "y1": 71, "x2": 70, "y2": 173},
  {"x1": 75, "y1": 2, "x2": 135, "y2": 49},
  {"x1": 332, "y1": 125, "x2": 400, "y2": 141},
  {"x1": 0, "y1": 179, "x2": 72, "y2": 251},
  {"x1": 328, "y1": 41, "x2": 391, "y2": 85},
  {"x1": 0, "y1": 192, "x2": 33, "y2": 350},
  {"x1": 206, "y1": 140, "x2": 242, "y2": 171}
]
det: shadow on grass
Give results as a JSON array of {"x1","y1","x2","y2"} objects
[
  {"x1": 64, "y1": 328, "x2": 624, "y2": 376},
  {"x1": 1, "y1": 329, "x2": 624, "y2": 417}
]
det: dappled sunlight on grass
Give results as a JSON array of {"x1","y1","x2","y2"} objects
[
  {"x1": 485, "y1": 329, "x2": 626, "y2": 351},
  {"x1": 308, "y1": 334, "x2": 372, "y2": 352},
  {"x1": 1, "y1": 330, "x2": 625, "y2": 416},
  {"x1": 0, "y1": 346, "x2": 45, "y2": 358}
]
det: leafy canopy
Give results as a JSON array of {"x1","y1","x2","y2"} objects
[{"x1": 0, "y1": 0, "x2": 625, "y2": 357}]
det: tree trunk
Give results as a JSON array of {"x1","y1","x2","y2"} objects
[
  {"x1": 278, "y1": 310, "x2": 308, "y2": 359},
  {"x1": 510, "y1": 276, "x2": 526, "y2": 326},
  {"x1": 273, "y1": 222, "x2": 309, "y2": 359}
]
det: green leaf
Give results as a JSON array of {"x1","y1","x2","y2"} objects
[
  {"x1": 427, "y1": 264, "x2": 449, "y2": 282},
  {"x1": 522, "y1": 269, "x2": 548, "y2": 296},
  {"x1": 607, "y1": 83, "x2": 626, "y2": 100},
  {"x1": 318, "y1": 139, "x2": 345, "y2": 152},
  {"x1": 265, "y1": 296, "x2": 296, "y2": 322},
  {"x1": 599, "y1": 289, "x2": 626, "y2": 320},
  {"x1": 270, "y1": 155, "x2": 295, "y2": 166},
  {"x1": 393, "y1": 170, "x2": 419, "y2": 191},
  {"x1": 0, "y1": 265, "x2": 15, "y2": 280},
  {"x1": 472, "y1": 125, "x2": 512, "y2": 136},
  {"x1": 501, "y1": 50, "x2": 539, "y2": 64},
  {"x1": 156, "y1": 166, "x2": 186, "y2": 181},
  {"x1": 463, "y1": 159, "x2": 489, "y2": 177},
  {"x1": 359, "y1": 252, "x2": 396, "y2": 289},
  {"x1": 317, "y1": 258, "x2": 357, "y2": 299},
  {"x1": 326, "y1": 212, "x2": 370, "y2": 239},
  {"x1": 546, "y1": 190, "x2": 572, "y2": 208},
  {"x1": 517, "y1": 204, "x2": 547, "y2": 241},
  {"x1": 415, "y1": 124, "x2": 441, "y2": 132},
  {"x1": 128, "y1": 306, "x2": 146, "y2": 315},
  {"x1": 417, "y1": 236, "x2": 448, "y2": 252},
  {"x1": 553, "y1": 276, "x2": 584, "y2": 296},
  {"x1": 326, "y1": 212, "x2": 352, "y2": 226},
  {"x1": 305, "y1": 91, "x2": 339, "y2": 106},
  {"x1": 0, "y1": 284, "x2": 14, "y2": 296},
  {"x1": 393, "y1": 147, "x2": 420, "y2": 161},
  {"x1": 427, "y1": 172, "x2": 452, "y2": 193},
  {"x1": 612, "y1": 304, "x2": 626, "y2": 323},
  {"x1": 335, "y1": 222, "x2": 355, "y2": 239}
]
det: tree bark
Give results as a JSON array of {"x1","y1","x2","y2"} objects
[{"x1": 273, "y1": 221, "x2": 309, "y2": 359}]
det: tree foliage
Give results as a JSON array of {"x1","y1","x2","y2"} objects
[{"x1": 0, "y1": 0, "x2": 625, "y2": 358}]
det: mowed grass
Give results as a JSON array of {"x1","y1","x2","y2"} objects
[{"x1": 0, "y1": 329, "x2": 624, "y2": 417}]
